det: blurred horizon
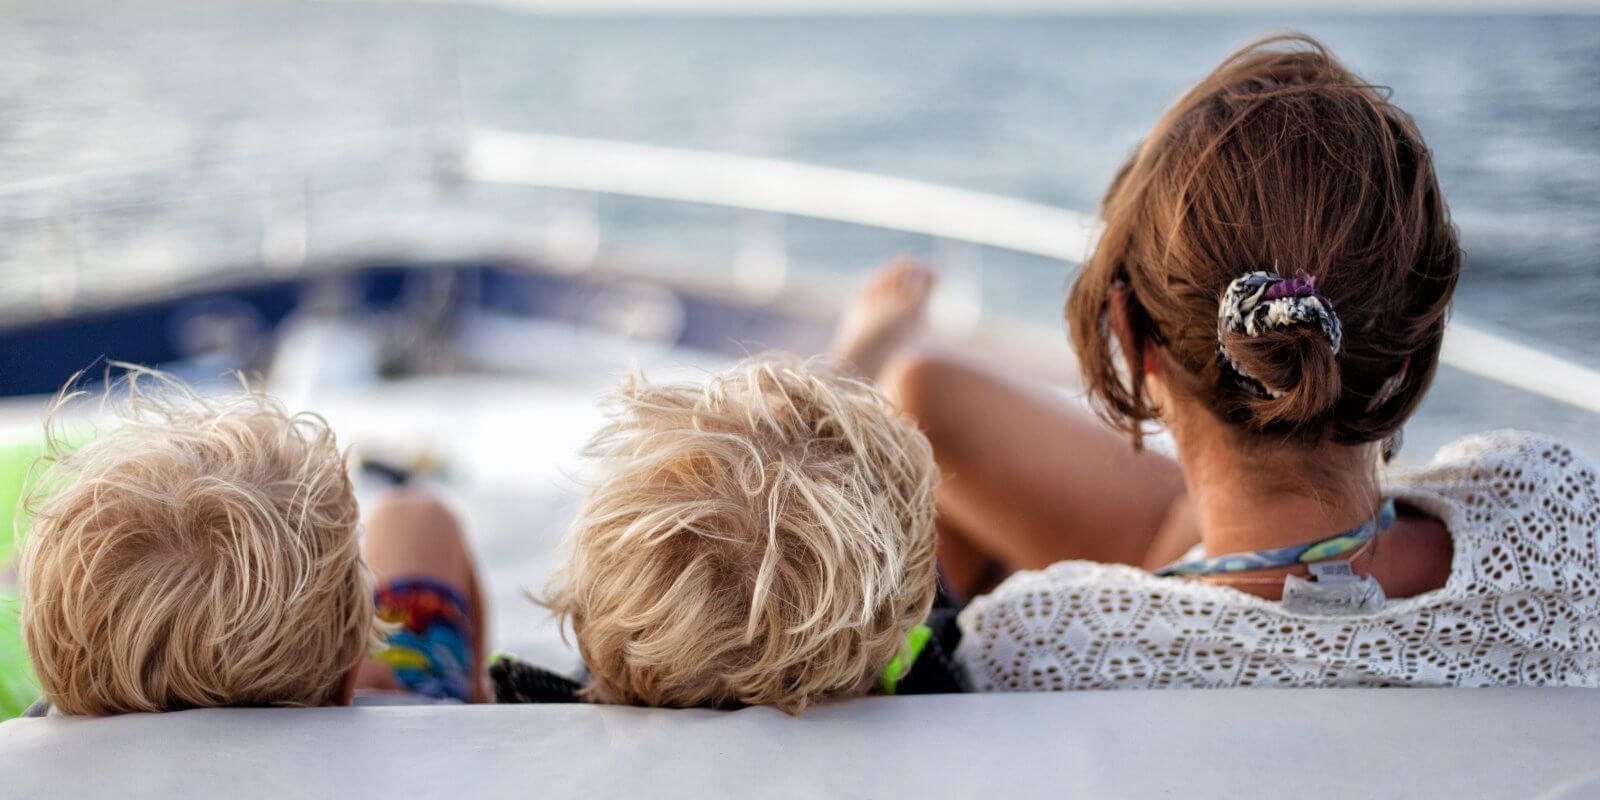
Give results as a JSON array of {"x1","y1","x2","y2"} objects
[
  {"x1": 6, "y1": 0, "x2": 1600, "y2": 14},
  {"x1": 323, "y1": 0, "x2": 1600, "y2": 13}
]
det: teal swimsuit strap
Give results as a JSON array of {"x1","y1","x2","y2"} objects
[{"x1": 1155, "y1": 498, "x2": 1397, "y2": 578}]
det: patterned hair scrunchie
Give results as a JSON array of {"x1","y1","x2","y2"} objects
[{"x1": 1216, "y1": 270, "x2": 1342, "y2": 399}]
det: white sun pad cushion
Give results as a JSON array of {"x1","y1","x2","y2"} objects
[{"x1": 2, "y1": 688, "x2": 1598, "y2": 799}]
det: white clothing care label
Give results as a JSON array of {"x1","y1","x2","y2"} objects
[
  {"x1": 1308, "y1": 561, "x2": 1356, "y2": 583},
  {"x1": 1281, "y1": 562, "x2": 1386, "y2": 615}
]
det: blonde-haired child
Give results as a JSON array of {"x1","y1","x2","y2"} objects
[
  {"x1": 503, "y1": 260, "x2": 965, "y2": 713},
  {"x1": 19, "y1": 369, "x2": 491, "y2": 715}
]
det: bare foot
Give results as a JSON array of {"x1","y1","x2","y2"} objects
[{"x1": 830, "y1": 258, "x2": 936, "y2": 379}]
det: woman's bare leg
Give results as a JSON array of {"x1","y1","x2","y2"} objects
[
  {"x1": 829, "y1": 258, "x2": 1192, "y2": 598},
  {"x1": 934, "y1": 516, "x2": 1011, "y2": 600},
  {"x1": 884, "y1": 349, "x2": 1189, "y2": 595},
  {"x1": 353, "y1": 489, "x2": 492, "y2": 703}
]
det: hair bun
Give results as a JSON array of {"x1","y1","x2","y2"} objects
[{"x1": 1217, "y1": 271, "x2": 1343, "y2": 425}]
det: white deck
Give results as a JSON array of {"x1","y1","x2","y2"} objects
[{"x1": 3, "y1": 688, "x2": 1598, "y2": 799}]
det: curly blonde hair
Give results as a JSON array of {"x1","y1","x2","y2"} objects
[
  {"x1": 18, "y1": 368, "x2": 373, "y2": 715},
  {"x1": 545, "y1": 357, "x2": 939, "y2": 714}
]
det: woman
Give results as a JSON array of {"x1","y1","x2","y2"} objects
[{"x1": 832, "y1": 34, "x2": 1600, "y2": 691}]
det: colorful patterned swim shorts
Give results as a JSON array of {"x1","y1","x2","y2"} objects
[{"x1": 374, "y1": 578, "x2": 475, "y2": 703}]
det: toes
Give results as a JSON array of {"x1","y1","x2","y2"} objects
[
  {"x1": 893, "y1": 260, "x2": 936, "y2": 297},
  {"x1": 862, "y1": 256, "x2": 937, "y2": 303},
  {"x1": 866, "y1": 261, "x2": 906, "y2": 294}
]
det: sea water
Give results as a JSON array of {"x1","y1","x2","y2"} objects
[{"x1": 0, "y1": 6, "x2": 1597, "y2": 453}]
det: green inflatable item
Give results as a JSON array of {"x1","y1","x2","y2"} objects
[
  {"x1": 0, "y1": 438, "x2": 52, "y2": 720},
  {"x1": 0, "y1": 441, "x2": 40, "y2": 567},
  {"x1": 0, "y1": 586, "x2": 37, "y2": 719}
]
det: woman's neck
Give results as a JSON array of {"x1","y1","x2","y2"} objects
[{"x1": 1174, "y1": 418, "x2": 1383, "y2": 558}]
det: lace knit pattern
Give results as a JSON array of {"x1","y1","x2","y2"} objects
[{"x1": 955, "y1": 431, "x2": 1600, "y2": 691}]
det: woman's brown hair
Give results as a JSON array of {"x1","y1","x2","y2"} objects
[{"x1": 1067, "y1": 33, "x2": 1461, "y2": 448}]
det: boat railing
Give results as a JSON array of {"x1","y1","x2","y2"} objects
[
  {"x1": 458, "y1": 127, "x2": 1600, "y2": 418},
  {"x1": 1, "y1": 125, "x2": 1598, "y2": 417}
]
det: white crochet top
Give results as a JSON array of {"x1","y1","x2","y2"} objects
[{"x1": 955, "y1": 431, "x2": 1600, "y2": 691}]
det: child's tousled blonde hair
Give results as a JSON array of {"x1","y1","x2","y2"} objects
[
  {"x1": 18, "y1": 367, "x2": 373, "y2": 715},
  {"x1": 545, "y1": 357, "x2": 939, "y2": 714}
]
